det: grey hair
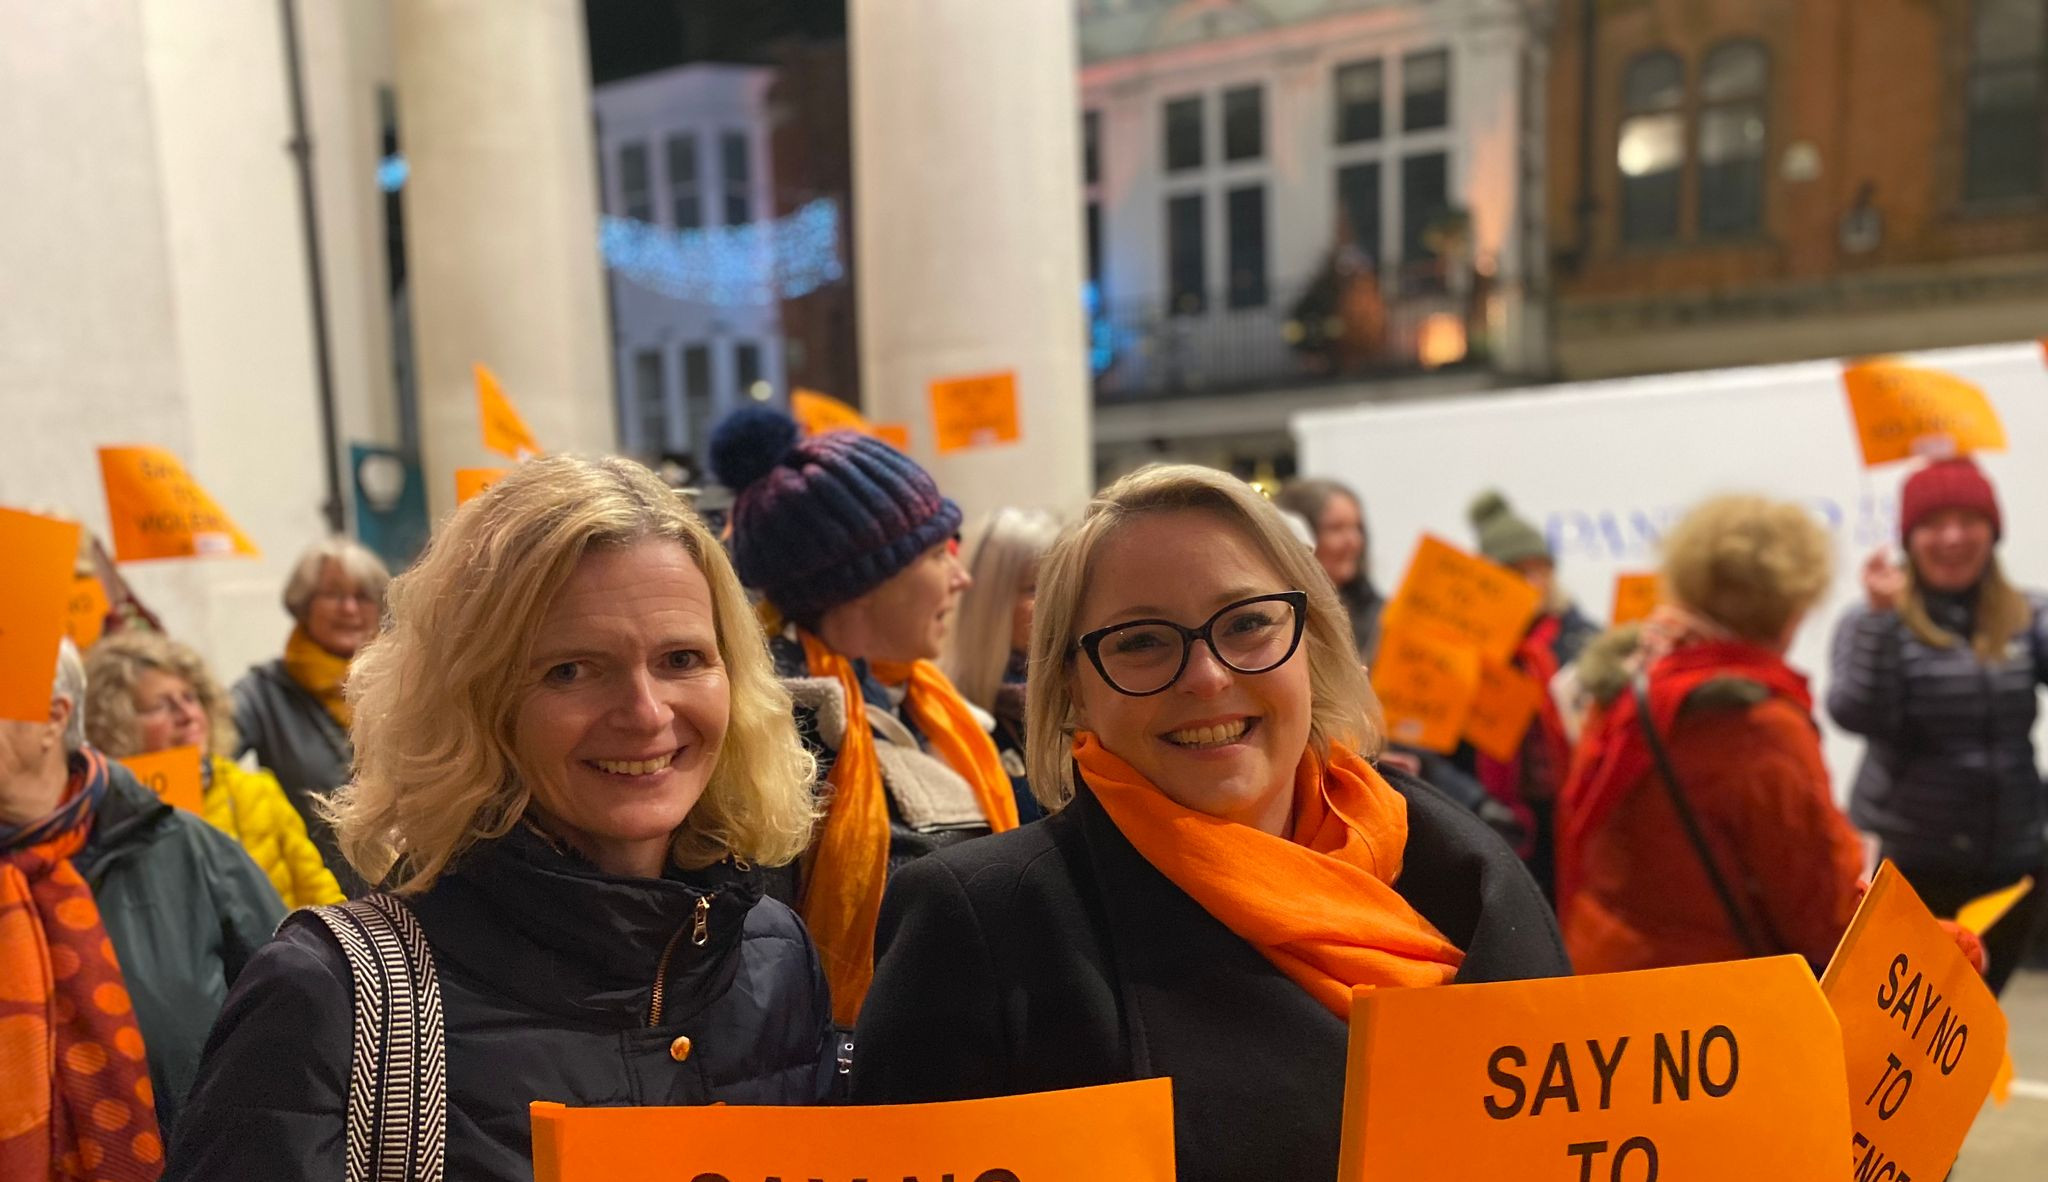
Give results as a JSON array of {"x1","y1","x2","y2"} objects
[
  {"x1": 54, "y1": 638, "x2": 88, "y2": 753},
  {"x1": 283, "y1": 538, "x2": 392, "y2": 620}
]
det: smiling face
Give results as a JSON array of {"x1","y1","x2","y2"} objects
[
  {"x1": 821, "y1": 541, "x2": 972, "y2": 663},
  {"x1": 304, "y1": 558, "x2": 380, "y2": 658},
  {"x1": 1314, "y1": 492, "x2": 1365, "y2": 587},
  {"x1": 1907, "y1": 509, "x2": 1996, "y2": 595},
  {"x1": 1071, "y1": 510, "x2": 1312, "y2": 836},
  {"x1": 513, "y1": 539, "x2": 731, "y2": 878}
]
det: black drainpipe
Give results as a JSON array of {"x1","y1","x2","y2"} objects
[
  {"x1": 279, "y1": 0, "x2": 347, "y2": 535},
  {"x1": 1567, "y1": 0, "x2": 1599, "y2": 275}
]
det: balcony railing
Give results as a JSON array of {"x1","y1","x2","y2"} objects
[{"x1": 1088, "y1": 260, "x2": 1496, "y2": 402}]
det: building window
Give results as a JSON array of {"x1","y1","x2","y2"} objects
[
  {"x1": 619, "y1": 142, "x2": 652, "y2": 222},
  {"x1": 1335, "y1": 59, "x2": 1384, "y2": 144},
  {"x1": 1618, "y1": 51, "x2": 1685, "y2": 244},
  {"x1": 1226, "y1": 185, "x2": 1267, "y2": 308},
  {"x1": 1400, "y1": 152, "x2": 1449, "y2": 267},
  {"x1": 667, "y1": 134, "x2": 701, "y2": 231},
  {"x1": 721, "y1": 131, "x2": 752, "y2": 226},
  {"x1": 1402, "y1": 50, "x2": 1451, "y2": 133},
  {"x1": 734, "y1": 341, "x2": 763, "y2": 399},
  {"x1": 1086, "y1": 202, "x2": 1104, "y2": 294},
  {"x1": 1084, "y1": 109, "x2": 1101, "y2": 185},
  {"x1": 682, "y1": 345, "x2": 713, "y2": 458},
  {"x1": 1697, "y1": 41, "x2": 1769, "y2": 236},
  {"x1": 1164, "y1": 96, "x2": 1204, "y2": 172},
  {"x1": 1336, "y1": 161, "x2": 1383, "y2": 266},
  {"x1": 633, "y1": 349, "x2": 666, "y2": 451},
  {"x1": 1223, "y1": 85, "x2": 1264, "y2": 162},
  {"x1": 1166, "y1": 192, "x2": 1206, "y2": 314},
  {"x1": 1966, "y1": 0, "x2": 2048, "y2": 201}
]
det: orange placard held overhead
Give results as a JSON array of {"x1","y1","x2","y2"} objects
[
  {"x1": 1369, "y1": 624, "x2": 1481, "y2": 754},
  {"x1": 1385, "y1": 535, "x2": 1543, "y2": 665},
  {"x1": 0, "y1": 509, "x2": 83, "y2": 723},
  {"x1": 791, "y1": 387, "x2": 872, "y2": 436},
  {"x1": 1611, "y1": 572, "x2": 1661, "y2": 627},
  {"x1": 63, "y1": 574, "x2": 112, "y2": 651},
  {"x1": 930, "y1": 369, "x2": 1021, "y2": 454},
  {"x1": 529, "y1": 1079, "x2": 1175, "y2": 1182},
  {"x1": 97, "y1": 446, "x2": 261, "y2": 562},
  {"x1": 476, "y1": 363, "x2": 543, "y2": 460},
  {"x1": 455, "y1": 467, "x2": 510, "y2": 506},
  {"x1": 1819, "y1": 861, "x2": 2008, "y2": 1182},
  {"x1": 1335, "y1": 956, "x2": 1849, "y2": 1182},
  {"x1": 1464, "y1": 658, "x2": 1546, "y2": 762},
  {"x1": 1841, "y1": 362, "x2": 2007, "y2": 467},
  {"x1": 118, "y1": 746, "x2": 204, "y2": 814}
]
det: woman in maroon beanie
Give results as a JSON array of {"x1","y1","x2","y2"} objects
[{"x1": 1828, "y1": 457, "x2": 2048, "y2": 994}]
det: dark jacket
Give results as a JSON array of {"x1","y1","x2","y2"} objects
[
  {"x1": 165, "y1": 825, "x2": 838, "y2": 1181},
  {"x1": 851, "y1": 767, "x2": 1569, "y2": 1182},
  {"x1": 1828, "y1": 594, "x2": 2048, "y2": 876},
  {"x1": 231, "y1": 658, "x2": 363, "y2": 894},
  {"x1": 74, "y1": 758, "x2": 287, "y2": 1137}
]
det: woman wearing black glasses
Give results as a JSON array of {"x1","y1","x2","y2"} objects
[{"x1": 851, "y1": 464, "x2": 1566, "y2": 1182}]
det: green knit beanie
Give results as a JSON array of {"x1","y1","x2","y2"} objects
[{"x1": 1468, "y1": 490, "x2": 1550, "y2": 568}]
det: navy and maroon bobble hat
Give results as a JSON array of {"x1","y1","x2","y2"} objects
[{"x1": 709, "y1": 406, "x2": 962, "y2": 626}]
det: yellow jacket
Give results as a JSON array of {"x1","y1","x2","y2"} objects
[{"x1": 204, "y1": 756, "x2": 345, "y2": 908}]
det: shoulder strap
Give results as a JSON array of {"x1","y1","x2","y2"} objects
[
  {"x1": 311, "y1": 895, "x2": 449, "y2": 1182},
  {"x1": 1629, "y1": 674, "x2": 1766, "y2": 957}
]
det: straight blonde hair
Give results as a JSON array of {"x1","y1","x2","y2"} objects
[
  {"x1": 942, "y1": 508, "x2": 1061, "y2": 713},
  {"x1": 1026, "y1": 464, "x2": 1382, "y2": 810},
  {"x1": 1901, "y1": 556, "x2": 2031, "y2": 663},
  {"x1": 328, "y1": 455, "x2": 816, "y2": 894}
]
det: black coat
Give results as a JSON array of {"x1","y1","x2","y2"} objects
[
  {"x1": 851, "y1": 767, "x2": 1569, "y2": 1182},
  {"x1": 165, "y1": 826, "x2": 838, "y2": 1181},
  {"x1": 231, "y1": 659, "x2": 363, "y2": 894}
]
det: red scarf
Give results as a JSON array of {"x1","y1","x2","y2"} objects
[
  {"x1": 0, "y1": 750, "x2": 163, "y2": 1180},
  {"x1": 1555, "y1": 640, "x2": 1813, "y2": 911},
  {"x1": 1475, "y1": 615, "x2": 1575, "y2": 854}
]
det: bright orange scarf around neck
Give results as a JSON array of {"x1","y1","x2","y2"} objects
[
  {"x1": 1073, "y1": 732, "x2": 1464, "y2": 1017},
  {"x1": 799, "y1": 632, "x2": 1019, "y2": 1024},
  {"x1": 282, "y1": 625, "x2": 353, "y2": 730}
]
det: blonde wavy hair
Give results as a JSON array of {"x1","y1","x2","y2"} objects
[
  {"x1": 942, "y1": 507, "x2": 1061, "y2": 713},
  {"x1": 328, "y1": 454, "x2": 817, "y2": 894},
  {"x1": 1659, "y1": 494, "x2": 1834, "y2": 644},
  {"x1": 1902, "y1": 558, "x2": 2030, "y2": 664},
  {"x1": 1027, "y1": 464, "x2": 1383, "y2": 809},
  {"x1": 82, "y1": 631, "x2": 237, "y2": 759}
]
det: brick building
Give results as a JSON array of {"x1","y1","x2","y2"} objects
[{"x1": 1547, "y1": 0, "x2": 2048, "y2": 379}]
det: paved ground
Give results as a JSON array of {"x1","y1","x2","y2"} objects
[{"x1": 1953, "y1": 968, "x2": 2048, "y2": 1178}]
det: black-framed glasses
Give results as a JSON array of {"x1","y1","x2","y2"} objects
[{"x1": 1076, "y1": 591, "x2": 1309, "y2": 698}]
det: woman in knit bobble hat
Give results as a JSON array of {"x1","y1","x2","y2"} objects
[
  {"x1": 1828, "y1": 457, "x2": 2048, "y2": 995},
  {"x1": 709, "y1": 407, "x2": 1021, "y2": 1025}
]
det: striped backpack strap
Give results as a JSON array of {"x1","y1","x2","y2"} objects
[{"x1": 310, "y1": 894, "x2": 449, "y2": 1182}]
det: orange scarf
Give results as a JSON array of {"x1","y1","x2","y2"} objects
[
  {"x1": 282, "y1": 625, "x2": 353, "y2": 730},
  {"x1": 799, "y1": 632, "x2": 1019, "y2": 1024},
  {"x1": 1074, "y1": 732, "x2": 1463, "y2": 1018},
  {"x1": 0, "y1": 750, "x2": 163, "y2": 1180}
]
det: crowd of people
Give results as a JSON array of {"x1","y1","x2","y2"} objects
[{"x1": 3, "y1": 407, "x2": 2037, "y2": 1181}]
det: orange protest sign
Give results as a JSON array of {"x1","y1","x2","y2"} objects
[
  {"x1": 1370, "y1": 621, "x2": 1481, "y2": 754},
  {"x1": 118, "y1": 745, "x2": 205, "y2": 814},
  {"x1": 1611, "y1": 572, "x2": 1661, "y2": 627},
  {"x1": 1464, "y1": 658, "x2": 1545, "y2": 762},
  {"x1": 1955, "y1": 876, "x2": 2032, "y2": 936},
  {"x1": 98, "y1": 446, "x2": 261, "y2": 562},
  {"x1": 530, "y1": 1079, "x2": 1175, "y2": 1182},
  {"x1": 876, "y1": 422, "x2": 912, "y2": 450},
  {"x1": 1820, "y1": 861, "x2": 2008, "y2": 1181},
  {"x1": 1336, "y1": 956, "x2": 1849, "y2": 1182},
  {"x1": 791, "y1": 387, "x2": 872, "y2": 436},
  {"x1": 1842, "y1": 362, "x2": 2007, "y2": 467},
  {"x1": 476, "y1": 363, "x2": 543, "y2": 460},
  {"x1": 0, "y1": 510, "x2": 82, "y2": 723},
  {"x1": 930, "y1": 370, "x2": 1021, "y2": 454},
  {"x1": 1385, "y1": 535, "x2": 1543, "y2": 665},
  {"x1": 63, "y1": 575, "x2": 111, "y2": 651},
  {"x1": 455, "y1": 467, "x2": 510, "y2": 506}
]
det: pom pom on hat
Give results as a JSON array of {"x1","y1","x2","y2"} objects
[
  {"x1": 1467, "y1": 490, "x2": 1512, "y2": 529},
  {"x1": 709, "y1": 405, "x2": 801, "y2": 493},
  {"x1": 1467, "y1": 488, "x2": 1551, "y2": 568}
]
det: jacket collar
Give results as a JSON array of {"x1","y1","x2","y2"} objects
[{"x1": 75, "y1": 759, "x2": 173, "y2": 881}]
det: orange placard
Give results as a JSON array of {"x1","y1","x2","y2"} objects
[
  {"x1": 0, "y1": 510, "x2": 83, "y2": 723},
  {"x1": 1819, "y1": 861, "x2": 2008, "y2": 1181},
  {"x1": 1464, "y1": 658, "x2": 1545, "y2": 762},
  {"x1": 1611, "y1": 572, "x2": 1661, "y2": 627},
  {"x1": 63, "y1": 574, "x2": 112, "y2": 651},
  {"x1": 1336, "y1": 956, "x2": 1849, "y2": 1182},
  {"x1": 529, "y1": 1079, "x2": 1174, "y2": 1182},
  {"x1": 455, "y1": 467, "x2": 510, "y2": 506},
  {"x1": 1369, "y1": 623, "x2": 1481, "y2": 754},
  {"x1": 875, "y1": 422, "x2": 912, "y2": 450},
  {"x1": 1955, "y1": 876, "x2": 2032, "y2": 937},
  {"x1": 118, "y1": 745, "x2": 205, "y2": 814},
  {"x1": 1385, "y1": 535, "x2": 1543, "y2": 665},
  {"x1": 1842, "y1": 362, "x2": 2007, "y2": 467},
  {"x1": 476, "y1": 363, "x2": 543, "y2": 460},
  {"x1": 97, "y1": 446, "x2": 261, "y2": 562},
  {"x1": 930, "y1": 370, "x2": 1021, "y2": 454},
  {"x1": 791, "y1": 388, "x2": 872, "y2": 436}
]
